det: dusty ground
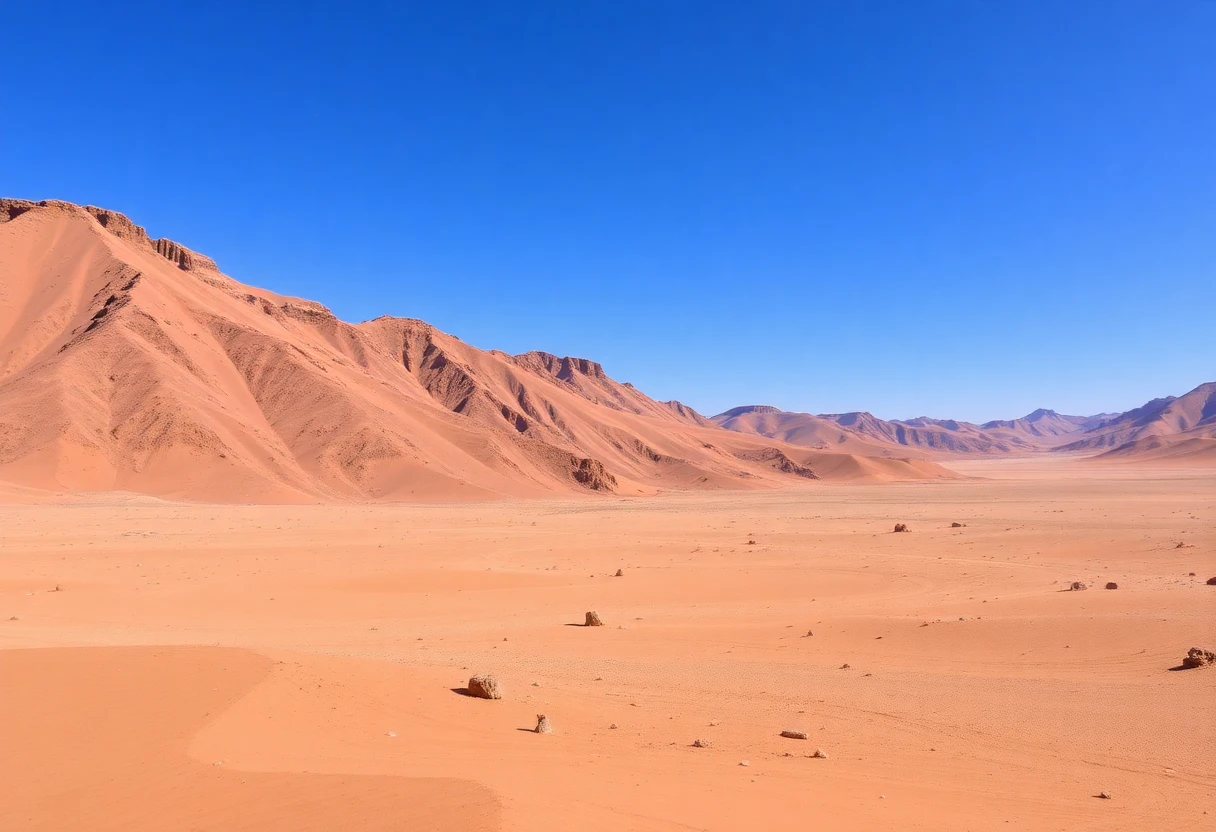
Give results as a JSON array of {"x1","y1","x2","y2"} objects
[{"x1": 2, "y1": 458, "x2": 1213, "y2": 831}]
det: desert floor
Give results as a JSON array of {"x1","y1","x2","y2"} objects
[{"x1": 2, "y1": 458, "x2": 1213, "y2": 831}]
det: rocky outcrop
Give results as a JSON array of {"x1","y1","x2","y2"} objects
[
  {"x1": 573, "y1": 457, "x2": 617, "y2": 491},
  {"x1": 1180, "y1": 648, "x2": 1215, "y2": 669},
  {"x1": 734, "y1": 447, "x2": 818, "y2": 479}
]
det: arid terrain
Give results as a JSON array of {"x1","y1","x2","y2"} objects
[{"x1": 3, "y1": 457, "x2": 1213, "y2": 831}]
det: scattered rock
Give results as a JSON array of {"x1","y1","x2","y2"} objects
[
  {"x1": 585, "y1": 610, "x2": 604, "y2": 627},
  {"x1": 615, "y1": 569, "x2": 624, "y2": 577},
  {"x1": 893, "y1": 524, "x2": 909, "y2": 533},
  {"x1": 467, "y1": 675, "x2": 503, "y2": 699},
  {"x1": 1098, "y1": 791, "x2": 1112, "y2": 800},
  {"x1": 1181, "y1": 647, "x2": 1216, "y2": 669},
  {"x1": 534, "y1": 714, "x2": 553, "y2": 734},
  {"x1": 812, "y1": 748, "x2": 828, "y2": 759},
  {"x1": 692, "y1": 738, "x2": 712, "y2": 748},
  {"x1": 781, "y1": 730, "x2": 808, "y2": 740},
  {"x1": 1070, "y1": 582, "x2": 1088, "y2": 591},
  {"x1": 1105, "y1": 582, "x2": 1118, "y2": 590}
]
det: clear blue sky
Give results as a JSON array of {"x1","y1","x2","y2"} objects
[{"x1": 3, "y1": 2, "x2": 1213, "y2": 422}]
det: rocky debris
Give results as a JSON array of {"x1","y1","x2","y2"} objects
[
  {"x1": 692, "y1": 738, "x2": 712, "y2": 748},
  {"x1": 1206, "y1": 577, "x2": 1216, "y2": 586},
  {"x1": 1181, "y1": 647, "x2": 1216, "y2": 669},
  {"x1": 1070, "y1": 582, "x2": 1088, "y2": 591},
  {"x1": 1176, "y1": 542, "x2": 1186, "y2": 549},
  {"x1": 466, "y1": 675, "x2": 503, "y2": 699},
  {"x1": 893, "y1": 523, "x2": 909, "y2": 533},
  {"x1": 615, "y1": 568, "x2": 624, "y2": 577},
  {"x1": 951, "y1": 522, "x2": 964, "y2": 528},
  {"x1": 534, "y1": 714, "x2": 553, "y2": 734},
  {"x1": 1098, "y1": 791, "x2": 1112, "y2": 800},
  {"x1": 1105, "y1": 582, "x2": 1118, "y2": 590},
  {"x1": 780, "y1": 730, "x2": 808, "y2": 740},
  {"x1": 572, "y1": 457, "x2": 617, "y2": 491},
  {"x1": 585, "y1": 610, "x2": 604, "y2": 627},
  {"x1": 812, "y1": 748, "x2": 828, "y2": 759}
]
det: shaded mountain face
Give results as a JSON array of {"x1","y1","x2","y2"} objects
[
  {"x1": 1059, "y1": 383, "x2": 1216, "y2": 456},
  {"x1": 0, "y1": 199, "x2": 956, "y2": 501}
]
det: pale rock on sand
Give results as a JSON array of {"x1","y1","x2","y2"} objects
[
  {"x1": 780, "y1": 730, "x2": 808, "y2": 740},
  {"x1": 534, "y1": 714, "x2": 553, "y2": 734},
  {"x1": 467, "y1": 675, "x2": 503, "y2": 699}
]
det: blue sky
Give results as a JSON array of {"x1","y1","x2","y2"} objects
[{"x1": 3, "y1": 1, "x2": 1212, "y2": 422}]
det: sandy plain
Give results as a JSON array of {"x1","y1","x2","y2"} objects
[{"x1": 2, "y1": 457, "x2": 1213, "y2": 831}]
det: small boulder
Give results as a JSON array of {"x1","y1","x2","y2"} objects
[
  {"x1": 692, "y1": 738, "x2": 712, "y2": 748},
  {"x1": 812, "y1": 748, "x2": 828, "y2": 759},
  {"x1": 585, "y1": 610, "x2": 604, "y2": 627},
  {"x1": 1206, "y1": 577, "x2": 1216, "y2": 586},
  {"x1": 893, "y1": 523, "x2": 909, "y2": 533},
  {"x1": 1181, "y1": 647, "x2": 1216, "y2": 669},
  {"x1": 1098, "y1": 791, "x2": 1112, "y2": 800},
  {"x1": 1105, "y1": 582, "x2": 1118, "y2": 590},
  {"x1": 534, "y1": 714, "x2": 553, "y2": 734},
  {"x1": 1070, "y1": 582, "x2": 1088, "y2": 591},
  {"x1": 951, "y1": 522, "x2": 963, "y2": 528},
  {"x1": 615, "y1": 568, "x2": 624, "y2": 577},
  {"x1": 780, "y1": 729, "x2": 808, "y2": 740},
  {"x1": 467, "y1": 675, "x2": 502, "y2": 699}
]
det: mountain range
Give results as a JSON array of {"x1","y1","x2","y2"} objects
[
  {"x1": 713, "y1": 384, "x2": 1216, "y2": 463},
  {"x1": 0, "y1": 198, "x2": 958, "y2": 502}
]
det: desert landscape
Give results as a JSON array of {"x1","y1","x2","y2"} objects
[{"x1": 1, "y1": 200, "x2": 1214, "y2": 830}]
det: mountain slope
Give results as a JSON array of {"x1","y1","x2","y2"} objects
[
  {"x1": 1063, "y1": 382, "x2": 1216, "y2": 459},
  {"x1": 0, "y1": 199, "x2": 956, "y2": 501}
]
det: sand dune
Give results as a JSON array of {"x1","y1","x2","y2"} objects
[{"x1": 0, "y1": 199, "x2": 953, "y2": 501}]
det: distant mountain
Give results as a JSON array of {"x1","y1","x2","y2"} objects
[
  {"x1": 714, "y1": 392, "x2": 1215, "y2": 464},
  {"x1": 981, "y1": 408, "x2": 1114, "y2": 437}
]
